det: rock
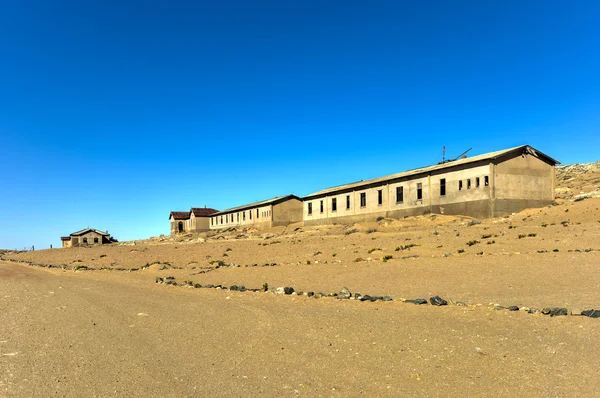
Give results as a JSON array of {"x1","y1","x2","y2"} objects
[
  {"x1": 406, "y1": 298, "x2": 428, "y2": 305},
  {"x1": 354, "y1": 293, "x2": 362, "y2": 300},
  {"x1": 165, "y1": 276, "x2": 175, "y2": 281},
  {"x1": 581, "y1": 309, "x2": 600, "y2": 318},
  {"x1": 296, "y1": 291, "x2": 304, "y2": 296},
  {"x1": 528, "y1": 308, "x2": 539, "y2": 314},
  {"x1": 155, "y1": 277, "x2": 164, "y2": 284},
  {"x1": 229, "y1": 285, "x2": 239, "y2": 291},
  {"x1": 275, "y1": 287, "x2": 285, "y2": 295},
  {"x1": 381, "y1": 296, "x2": 393, "y2": 302},
  {"x1": 307, "y1": 292, "x2": 314, "y2": 297},
  {"x1": 542, "y1": 307, "x2": 568, "y2": 317},
  {"x1": 338, "y1": 287, "x2": 352, "y2": 299},
  {"x1": 430, "y1": 296, "x2": 448, "y2": 306},
  {"x1": 314, "y1": 292, "x2": 323, "y2": 299},
  {"x1": 506, "y1": 306, "x2": 519, "y2": 311},
  {"x1": 455, "y1": 301, "x2": 466, "y2": 306},
  {"x1": 284, "y1": 287, "x2": 295, "y2": 295}
]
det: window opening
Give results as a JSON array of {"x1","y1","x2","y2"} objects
[
  {"x1": 308, "y1": 203, "x2": 312, "y2": 215},
  {"x1": 440, "y1": 179, "x2": 446, "y2": 196},
  {"x1": 417, "y1": 183, "x2": 423, "y2": 200},
  {"x1": 346, "y1": 195, "x2": 350, "y2": 209},
  {"x1": 396, "y1": 186, "x2": 403, "y2": 203},
  {"x1": 360, "y1": 192, "x2": 366, "y2": 207},
  {"x1": 378, "y1": 190, "x2": 383, "y2": 205},
  {"x1": 332, "y1": 198, "x2": 337, "y2": 212}
]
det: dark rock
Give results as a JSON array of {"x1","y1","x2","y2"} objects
[
  {"x1": 165, "y1": 276, "x2": 175, "y2": 281},
  {"x1": 307, "y1": 292, "x2": 314, "y2": 297},
  {"x1": 229, "y1": 285, "x2": 239, "y2": 291},
  {"x1": 204, "y1": 284, "x2": 214, "y2": 289},
  {"x1": 507, "y1": 306, "x2": 520, "y2": 311},
  {"x1": 430, "y1": 296, "x2": 448, "y2": 306},
  {"x1": 542, "y1": 307, "x2": 568, "y2": 317},
  {"x1": 239, "y1": 286, "x2": 246, "y2": 292},
  {"x1": 354, "y1": 293, "x2": 362, "y2": 300},
  {"x1": 314, "y1": 292, "x2": 323, "y2": 298},
  {"x1": 528, "y1": 308, "x2": 539, "y2": 314},
  {"x1": 284, "y1": 287, "x2": 295, "y2": 295},
  {"x1": 339, "y1": 287, "x2": 352, "y2": 299},
  {"x1": 406, "y1": 298, "x2": 428, "y2": 305},
  {"x1": 155, "y1": 277, "x2": 164, "y2": 284},
  {"x1": 581, "y1": 309, "x2": 600, "y2": 318},
  {"x1": 381, "y1": 296, "x2": 393, "y2": 302},
  {"x1": 194, "y1": 283, "x2": 202, "y2": 288},
  {"x1": 296, "y1": 291, "x2": 303, "y2": 296}
]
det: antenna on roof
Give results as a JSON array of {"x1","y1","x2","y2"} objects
[
  {"x1": 454, "y1": 148, "x2": 472, "y2": 160},
  {"x1": 442, "y1": 146, "x2": 446, "y2": 163}
]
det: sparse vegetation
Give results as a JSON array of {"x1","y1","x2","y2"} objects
[
  {"x1": 457, "y1": 249, "x2": 465, "y2": 254},
  {"x1": 466, "y1": 240, "x2": 480, "y2": 246},
  {"x1": 376, "y1": 216, "x2": 385, "y2": 222},
  {"x1": 365, "y1": 228, "x2": 378, "y2": 234},
  {"x1": 487, "y1": 240, "x2": 496, "y2": 245},
  {"x1": 368, "y1": 248, "x2": 381, "y2": 254},
  {"x1": 353, "y1": 257, "x2": 365, "y2": 262},
  {"x1": 467, "y1": 220, "x2": 481, "y2": 226},
  {"x1": 344, "y1": 229, "x2": 358, "y2": 235},
  {"x1": 528, "y1": 233, "x2": 537, "y2": 237},
  {"x1": 382, "y1": 255, "x2": 393, "y2": 262},
  {"x1": 481, "y1": 234, "x2": 492, "y2": 239},
  {"x1": 518, "y1": 234, "x2": 526, "y2": 239},
  {"x1": 395, "y1": 243, "x2": 418, "y2": 251},
  {"x1": 263, "y1": 282, "x2": 269, "y2": 292},
  {"x1": 313, "y1": 251, "x2": 322, "y2": 256}
]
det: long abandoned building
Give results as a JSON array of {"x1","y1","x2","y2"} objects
[
  {"x1": 303, "y1": 145, "x2": 558, "y2": 225},
  {"x1": 169, "y1": 207, "x2": 219, "y2": 234},
  {"x1": 171, "y1": 145, "x2": 559, "y2": 233},
  {"x1": 208, "y1": 195, "x2": 303, "y2": 230}
]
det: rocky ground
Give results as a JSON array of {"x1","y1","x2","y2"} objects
[{"x1": 2, "y1": 161, "x2": 600, "y2": 397}]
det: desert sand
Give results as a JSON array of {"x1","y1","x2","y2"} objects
[{"x1": 1, "y1": 161, "x2": 600, "y2": 397}]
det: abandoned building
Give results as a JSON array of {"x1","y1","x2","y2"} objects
[
  {"x1": 169, "y1": 207, "x2": 219, "y2": 235},
  {"x1": 209, "y1": 195, "x2": 303, "y2": 230},
  {"x1": 303, "y1": 145, "x2": 559, "y2": 225},
  {"x1": 61, "y1": 228, "x2": 118, "y2": 248}
]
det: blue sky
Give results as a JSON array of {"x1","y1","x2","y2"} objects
[{"x1": 1, "y1": 1, "x2": 598, "y2": 249}]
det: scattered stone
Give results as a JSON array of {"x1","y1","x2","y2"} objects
[
  {"x1": 307, "y1": 292, "x2": 314, "y2": 297},
  {"x1": 581, "y1": 309, "x2": 600, "y2": 318},
  {"x1": 430, "y1": 296, "x2": 448, "y2": 306},
  {"x1": 455, "y1": 301, "x2": 467, "y2": 306},
  {"x1": 338, "y1": 287, "x2": 352, "y2": 299},
  {"x1": 314, "y1": 292, "x2": 323, "y2": 299},
  {"x1": 354, "y1": 293, "x2": 362, "y2": 300},
  {"x1": 155, "y1": 277, "x2": 164, "y2": 284},
  {"x1": 165, "y1": 276, "x2": 175, "y2": 281},
  {"x1": 381, "y1": 296, "x2": 393, "y2": 302},
  {"x1": 406, "y1": 298, "x2": 428, "y2": 305},
  {"x1": 506, "y1": 306, "x2": 519, "y2": 311},
  {"x1": 542, "y1": 307, "x2": 568, "y2": 317},
  {"x1": 528, "y1": 308, "x2": 539, "y2": 314},
  {"x1": 284, "y1": 287, "x2": 295, "y2": 295}
]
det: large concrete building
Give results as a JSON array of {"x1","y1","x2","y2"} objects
[
  {"x1": 169, "y1": 207, "x2": 219, "y2": 235},
  {"x1": 209, "y1": 195, "x2": 303, "y2": 230},
  {"x1": 61, "y1": 228, "x2": 117, "y2": 248},
  {"x1": 303, "y1": 145, "x2": 559, "y2": 225}
]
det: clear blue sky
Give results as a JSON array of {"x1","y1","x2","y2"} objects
[{"x1": 1, "y1": 1, "x2": 599, "y2": 249}]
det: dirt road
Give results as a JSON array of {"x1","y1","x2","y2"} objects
[{"x1": 2, "y1": 261, "x2": 600, "y2": 397}]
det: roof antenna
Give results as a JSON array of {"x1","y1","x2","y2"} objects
[
  {"x1": 453, "y1": 148, "x2": 472, "y2": 160},
  {"x1": 442, "y1": 146, "x2": 446, "y2": 163}
]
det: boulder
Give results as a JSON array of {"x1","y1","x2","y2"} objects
[
  {"x1": 542, "y1": 307, "x2": 568, "y2": 317},
  {"x1": 581, "y1": 309, "x2": 600, "y2": 318},
  {"x1": 338, "y1": 287, "x2": 352, "y2": 299},
  {"x1": 406, "y1": 298, "x2": 428, "y2": 305},
  {"x1": 430, "y1": 296, "x2": 448, "y2": 306}
]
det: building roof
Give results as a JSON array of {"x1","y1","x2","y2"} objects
[
  {"x1": 190, "y1": 207, "x2": 219, "y2": 217},
  {"x1": 211, "y1": 195, "x2": 301, "y2": 216},
  {"x1": 169, "y1": 211, "x2": 191, "y2": 220},
  {"x1": 304, "y1": 145, "x2": 559, "y2": 199},
  {"x1": 70, "y1": 228, "x2": 110, "y2": 237},
  {"x1": 61, "y1": 236, "x2": 71, "y2": 241}
]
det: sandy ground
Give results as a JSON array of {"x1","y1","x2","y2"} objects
[
  {"x1": 2, "y1": 261, "x2": 600, "y2": 397},
  {"x1": 2, "y1": 166, "x2": 600, "y2": 396}
]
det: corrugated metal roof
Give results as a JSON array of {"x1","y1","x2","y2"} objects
[
  {"x1": 304, "y1": 145, "x2": 559, "y2": 199},
  {"x1": 169, "y1": 211, "x2": 191, "y2": 220},
  {"x1": 211, "y1": 194, "x2": 301, "y2": 216},
  {"x1": 191, "y1": 207, "x2": 219, "y2": 217}
]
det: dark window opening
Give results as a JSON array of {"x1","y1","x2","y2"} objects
[
  {"x1": 211, "y1": 218, "x2": 213, "y2": 225},
  {"x1": 440, "y1": 179, "x2": 446, "y2": 196},
  {"x1": 243, "y1": 212, "x2": 246, "y2": 221},
  {"x1": 237, "y1": 213, "x2": 239, "y2": 222},
  {"x1": 346, "y1": 195, "x2": 350, "y2": 209},
  {"x1": 417, "y1": 183, "x2": 423, "y2": 200},
  {"x1": 377, "y1": 190, "x2": 383, "y2": 205},
  {"x1": 94, "y1": 237, "x2": 99, "y2": 244},
  {"x1": 249, "y1": 211, "x2": 252, "y2": 220},
  {"x1": 396, "y1": 186, "x2": 404, "y2": 203},
  {"x1": 360, "y1": 192, "x2": 366, "y2": 207},
  {"x1": 178, "y1": 222, "x2": 183, "y2": 232},
  {"x1": 332, "y1": 198, "x2": 337, "y2": 212},
  {"x1": 308, "y1": 203, "x2": 312, "y2": 215},
  {"x1": 476, "y1": 177, "x2": 480, "y2": 188},
  {"x1": 257, "y1": 209, "x2": 259, "y2": 218},
  {"x1": 467, "y1": 179, "x2": 471, "y2": 189},
  {"x1": 459, "y1": 180, "x2": 463, "y2": 191},
  {"x1": 220, "y1": 216, "x2": 223, "y2": 224},
  {"x1": 484, "y1": 176, "x2": 489, "y2": 186},
  {"x1": 83, "y1": 237, "x2": 88, "y2": 244},
  {"x1": 320, "y1": 200, "x2": 324, "y2": 213}
]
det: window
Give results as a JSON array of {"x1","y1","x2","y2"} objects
[
  {"x1": 331, "y1": 198, "x2": 337, "y2": 212},
  {"x1": 249, "y1": 211, "x2": 252, "y2": 220},
  {"x1": 211, "y1": 218, "x2": 213, "y2": 225},
  {"x1": 440, "y1": 179, "x2": 446, "y2": 196},
  {"x1": 237, "y1": 213, "x2": 240, "y2": 222},
  {"x1": 220, "y1": 216, "x2": 223, "y2": 224},
  {"x1": 377, "y1": 190, "x2": 383, "y2": 205},
  {"x1": 94, "y1": 237, "x2": 99, "y2": 244},
  {"x1": 178, "y1": 222, "x2": 183, "y2": 232},
  {"x1": 308, "y1": 203, "x2": 312, "y2": 215},
  {"x1": 476, "y1": 177, "x2": 480, "y2": 188},
  {"x1": 484, "y1": 176, "x2": 489, "y2": 186},
  {"x1": 417, "y1": 183, "x2": 423, "y2": 200},
  {"x1": 459, "y1": 180, "x2": 463, "y2": 191},
  {"x1": 320, "y1": 200, "x2": 324, "y2": 213},
  {"x1": 360, "y1": 192, "x2": 366, "y2": 207},
  {"x1": 346, "y1": 195, "x2": 350, "y2": 209},
  {"x1": 396, "y1": 186, "x2": 404, "y2": 203},
  {"x1": 257, "y1": 209, "x2": 259, "y2": 218},
  {"x1": 243, "y1": 212, "x2": 246, "y2": 221},
  {"x1": 83, "y1": 237, "x2": 88, "y2": 244},
  {"x1": 467, "y1": 179, "x2": 471, "y2": 189}
]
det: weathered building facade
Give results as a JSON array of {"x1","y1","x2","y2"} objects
[
  {"x1": 61, "y1": 228, "x2": 117, "y2": 248},
  {"x1": 209, "y1": 195, "x2": 303, "y2": 230},
  {"x1": 303, "y1": 145, "x2": 558, "y2": 225},
  {"x1": 169, "y1": 207, "x2": 218, "y2": 235}
]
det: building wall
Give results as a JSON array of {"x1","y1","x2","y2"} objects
[
  {"x1": 303, "y1": 162, "x2": 493, "y2": 225},
  {"x1": 72, "y1": 231, "x2": 106, "y2": 247},
  {"x1": 210, "y1": 204, "x2": 274, "y2": 230},
  {"x1": 189, "y1": 214, "x2": 211, "y2": 232},
  {"x1": 170, "y1": 217, "x2": 187, "y2": 235},
  {"x1": 272, "y1": 198, "x2": 303, "y2": 226},
  {"x1": 62, "y1": 239, "x2": 72, "y2": 248}
]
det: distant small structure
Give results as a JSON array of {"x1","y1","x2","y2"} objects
[
  {"x1": 209, "y1": 195, "x2": 303, "y2": 230},
  {"x1": 61, "y1": 228, "x2": 118, "y2": 248},
  {"x1": 169, "y1": 207, "x2": 219, "y2": 235}
]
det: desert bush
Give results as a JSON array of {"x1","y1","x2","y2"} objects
[
  {"x1": 481, "y1": 234, "x2": 492, "y2": 239},
  {"x1": 367, "y1": 248, "x2": 380, "y2": 254},
  {"x1": 466, "y1": 240, "x2": 480, "y2": 246},
  {"x1": 382, "y1": 255, "x2": 393, "y2": 262},
  {"x1": 518, "y1": 234, "x2": 526, "y2": 239}
]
